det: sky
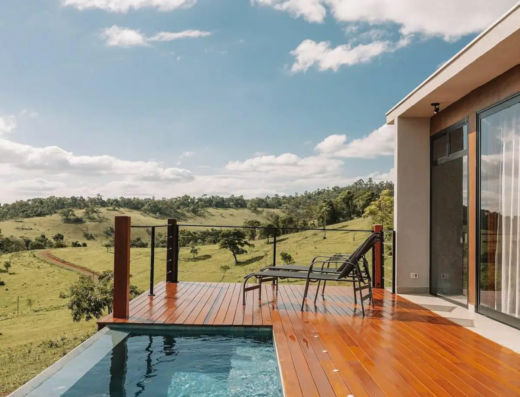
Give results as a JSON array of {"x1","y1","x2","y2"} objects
[{"x1": 0, "y1": 0, "x2": 518, "y2": 203}]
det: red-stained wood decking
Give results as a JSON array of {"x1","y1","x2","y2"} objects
[{"x1": 98, "y1": 282, "x2": 520, "y2": 397}]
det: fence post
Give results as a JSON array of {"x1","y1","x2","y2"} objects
[
  {"x1": 166, "y1": 219, "x2": 177, "y2": 283},
  {"x1": 272, "y1": 228, "x2": 277, "y2": 268},
  {"x1": 113, "y1": 216, "x2": 131, "y2": 319},
  {"x1": 373, "y1": 224, "x2": 384, "y2": 289}
]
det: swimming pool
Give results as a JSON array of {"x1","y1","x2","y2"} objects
[{"x1": 15, "y1": 327, "x2": 283, "y2": 397}]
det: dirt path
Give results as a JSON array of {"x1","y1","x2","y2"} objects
[{"x1": 36, "y1": 250, "x2": 99, "y2": 279}]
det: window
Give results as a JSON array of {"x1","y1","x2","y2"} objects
[{"x1": 479, "y1": 95, "x2": 520, "y2": 325}]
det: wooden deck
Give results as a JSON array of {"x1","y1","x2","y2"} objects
[{"x1": 99, "y1": 282, "x2": 520, "y2": 397}]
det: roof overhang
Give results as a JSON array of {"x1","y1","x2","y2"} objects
[{"x1": 386, "y1": 3, "x2": 520, "y2": 124}]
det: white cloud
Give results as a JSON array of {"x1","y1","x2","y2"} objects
[
  {"x1": 253, "y1": 0, "x2": 517, "y2": 40},
  {"x1": 226, "y1": 153, "x2": 343, "y2": 176},
  {"x1": 176, "y1": 151, "x2": 194, "y2": 165},
  {"x1": 9, "y1": 179, "x2": 66, "y2": 193},
  {"x1": 252, "y1": 0, "x2": 326, "y2": 23},
  {"x1": 0, "y1": 118, "x2": 194, "y2": 183},
  {"x1": 1, "y1": 114, "x2": 394, "y2": 202},
  {"x1": 149, "y1": 30, "x2": 211, "y2": 42},
  {"x1": 0, "y1": 115, "x2": 16, "y2": 135},
  {"x1": 20, "y1": 109, "x2": 38, "y2": 118},
  {"x1": 102, "y1": 26, "x2": 149, "y2": 47},
  {"x1": 290, "y1": 39, "x2": 403, "y2": 72},
  {"x1": 63, "y1": 0, "x2": 196, "y2": 13},
  {"x1": 315, "y1": 124, "x2": 394, "y2": 158},
  {"x1": 101, "y1": 26, "x2": 211, "y2": 47}
]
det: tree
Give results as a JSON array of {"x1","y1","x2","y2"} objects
[
  {"x1": 67, "y1": 270, "x2": 142, "y2": 322},
  {"x1": 243, "y1": 220, "x2": 261, "y2": 240},
  {"x1": 52, "y1": 233, "x2": 64, "y2": 242},
  {"x1": 4, "y1": 261, "x2": 11, "y2": 274},
  {"x1": 26, "y1": 298, "x2": 34, "y2": 310},
  {"x1": 218, "y1": 229, "x2": 254, "y2": 264},
  {"x1": 363, "y1": 190, "x2": 394, "y2": 230},
  {"x1": 190, "y1": 244, "x2": 199, "y2": 259},
  {"x1": 219, "y1": 265, "x2": 230, "y2": 282},
  {"x1": 280, "y1": 252, "x2": 295, "y2": 265},
  {"x1": 130, "y1": 237, "x2": 148, "y2": 248},
  {"x1": 104, "y1": 239, "x2": 114, "y2": 252},
  {"x1": 336, "y1": 190, "x2": 355, "y2": 221}
]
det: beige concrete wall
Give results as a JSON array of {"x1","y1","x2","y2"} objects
[{"x1": 394, "y1": 117, "x2": 431, "y2": 294}]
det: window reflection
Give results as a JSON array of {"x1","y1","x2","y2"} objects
[{"x1": 480, "y1": 102, "x2": 520, "y2": 320}]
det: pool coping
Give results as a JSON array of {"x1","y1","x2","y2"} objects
[{"x1": 8, "y1": 324, "x2": 286, "y2": 397}]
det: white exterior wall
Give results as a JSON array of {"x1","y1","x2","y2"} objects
[{"x1": 394, "y1": 117, "x2": 431, "y2": 294}]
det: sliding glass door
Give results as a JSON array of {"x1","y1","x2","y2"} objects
[
  {"x1": 479, "y1": 95, "x2": 520, "y2": 327},
  {"x1": 431, "y1": 122, "x2": 469, "y2": 307}
]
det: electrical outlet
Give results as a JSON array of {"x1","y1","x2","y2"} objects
[{"x1": 410, "y1": 273, "x2": 419, "y2": 279}]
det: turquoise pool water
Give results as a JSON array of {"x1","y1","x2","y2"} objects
[{"x1": 31, "y1": 330, "x2": 283, "y2": 397}]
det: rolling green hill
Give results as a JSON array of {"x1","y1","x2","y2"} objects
[
  {"x1": 0, "y1": 214, "x2": 376, "y2": 394},
  {"x1": 0, "y1": 207, "x2": 281, "y2": 247}
]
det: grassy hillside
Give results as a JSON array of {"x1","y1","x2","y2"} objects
[
  {"x1": 0, "y1": 215, "x2": 374, "y2": 394},
  {"x1": 0, "y1": 252, "x2": 95, "y2": 394},
  {"x1": 49, "y1": 217, "x2": 374, "y2": 288},
  {"x1": 0, "y1": 207, "x2": 281, "y2": 246}
]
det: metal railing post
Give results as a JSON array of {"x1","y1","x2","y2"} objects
[
  {"x1": 174, "y1": 224, "x2": 179, "y2": 283},
  {"x1": 272, "y1": 228, "x2": 277, "y2": 268},
  {"x1": 373, "y1": 224, "x2": 384, "y2": 288},
  {"x1": 149, "y1": 227, "x2": 155, "y2": 296},
  {"x1": 166, "y1": 219, "x2": 177, "y2": 283}
]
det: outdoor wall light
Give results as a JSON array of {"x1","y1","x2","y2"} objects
[{"x1": 431, "y1": 103, "x2": 440, "y2": 114}]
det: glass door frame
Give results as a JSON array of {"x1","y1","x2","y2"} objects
[
  {"x1": 476, "y1": 92, "x2": 520, "y2": 329},
  {"x1": 430, "y1": 118, "x2": 469, "y2": 308}
]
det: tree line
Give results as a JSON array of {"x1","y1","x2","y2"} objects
[{"x1": 0, "y1": 178, "x2": 392, "y2": 221}]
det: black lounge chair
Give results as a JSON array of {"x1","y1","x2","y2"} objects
[{"x1": 242, "y1": 233, "x2": 381, "y2": 315}]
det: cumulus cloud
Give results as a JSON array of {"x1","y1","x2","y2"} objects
[
  {"x1": 252, "y1": 0, "x2": 326, "y2": 23},
  {"x1": 290, "y1": 39, "x2": 397, "y2": 72},
  {"x1": 315, "y1": 125, "x2": 394, "y2": 158},
  {"x1": 0, "y1": 115, "x2": 16, "y2": 135},
  {"x1": 102, "y1": 26, "x2": 211, "y2": 47},
  {"x1": 225, "y1": 153, "x2": 343, "y2": 176},
  {"x1": 63, "y1": 0, "x2": 196, "y2": 13},
  {"x1": 0, "y1": 135, "x2": 194, "y2": 182},
  {"x1": 1, "y1": 115, "x2": 394, "y2": 202},
  {"x1": 9, "y1": 179, "x2": 66, "y2": 193},
  {"x1": 253, "y1": 0, "x2": 517, "y2": 40}
]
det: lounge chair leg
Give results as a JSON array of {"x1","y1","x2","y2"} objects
[
  {"x1": 315, "y1": 281, "x2": 321, "y2": 303},
  {"x1": 352, "y1": 278, "x2": 357, "y2": 304},
  {"x1": 258, "y1": 278, "x2": 262, "y2": 301},
  {"x1": 321, "y1": 280, "x2": 327, "y2": 296},
  {"x1": 301, "y1": 279, "x2": 311, "y2": 311}
]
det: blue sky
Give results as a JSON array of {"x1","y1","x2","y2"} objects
[{"x1": 0, "y1": 0, "x2": 517, "y2": 202}]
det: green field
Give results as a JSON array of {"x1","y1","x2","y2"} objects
[
  {"x1": 0, "y1": 214, "x2": 374, "y2": 394},
  {"x1": 0, "y1": 252, "x2": 96, "y2": 394},
  {"x1": 47, "y1": 217, "x2": 374, "y2": 287},
  {"x1": 0, "y1": 207, "x2": 281, "y2": 246}
]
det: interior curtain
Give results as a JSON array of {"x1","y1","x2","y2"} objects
[{"x1": 495, "y1": 104, "x2": 520, "y2": 317}]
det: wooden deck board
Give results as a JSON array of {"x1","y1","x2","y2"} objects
[{"x1": 98, "y1": 282, "x2": 520, "y2": 396}]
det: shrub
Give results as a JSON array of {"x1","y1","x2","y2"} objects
[{"x1": 280, "y1": 252, "x2": 295, "y2": 265}]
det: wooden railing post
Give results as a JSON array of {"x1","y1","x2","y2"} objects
[
  {"x1": 113, "y1": 216, "x2": 131, "y2": 319},
  {"x1": 373, "y1": 224, "x2": 384, "y2": 289},
  {"x1": 167, "y1": 219, "x2": 178, "y2": 283}
]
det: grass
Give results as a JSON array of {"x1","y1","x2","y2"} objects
[
  {"x1": 0, "y1": 215, "x2": 375, "y2": 394},
  {"x1": 49, "y1": 217, "x2": 375, "y2": 288},
  {"x1": 0, "y1": 252, "x2": 95, "y2": 394},
  {"x1": 0, "y1": 207, "x2": 281, "y2": 247}
]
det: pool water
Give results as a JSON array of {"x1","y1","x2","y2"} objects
[{"x1": 60, "y1": 332, "x2": 282, "y2": 397}]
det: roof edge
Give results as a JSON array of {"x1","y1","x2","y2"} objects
[{"x1": 385, "y1": 2, "x2": 520, "y2": 120}]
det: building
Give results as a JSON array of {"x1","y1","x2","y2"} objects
[{"x1": 389, "y1": 2, "x2": 520, "y2": 329}]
